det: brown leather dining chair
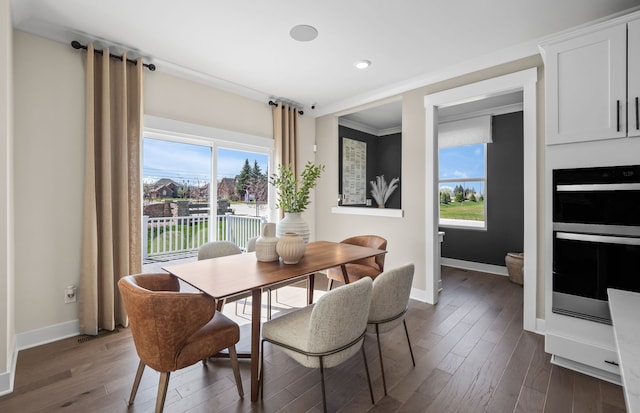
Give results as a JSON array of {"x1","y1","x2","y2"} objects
[
  {"x1": 118, "y1": 272, "x2": 243, "y2": 413},
  {"x1": 326, "y1": 235, "x2": 387, "y2": 290}
]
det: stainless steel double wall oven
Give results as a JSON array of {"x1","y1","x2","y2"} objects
[{"x1": 552, "y1": 164, "x2": 640, "y2": 324}]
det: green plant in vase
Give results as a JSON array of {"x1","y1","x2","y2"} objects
[{"x1": 269, "y1": 162, "x2": 324, "y2": 242}]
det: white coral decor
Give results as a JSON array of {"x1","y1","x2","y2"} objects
[{"x1": 370, "y1": 175, "x2": 399, "y2": 207}]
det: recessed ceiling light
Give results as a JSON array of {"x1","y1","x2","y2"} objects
[
  {"x1": 355, "y1": 60, "x2": 371, "y2": 69},
  {"x1": 290, "y1": 25, "x2": 318, "y2": 42}
]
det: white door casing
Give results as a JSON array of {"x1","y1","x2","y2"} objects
[{"x1": 424, "y1": 68, "x2": 538, "y2": 333}]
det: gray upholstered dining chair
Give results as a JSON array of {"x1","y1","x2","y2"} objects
[
  {"x1": 198, "y1": 240, "x2": 242, "y2": 261},
  {"x1": 198, "y1": 239, "x2": 277, "y2": 318},
  {"x1": 245, "y1": 235, "x2": 306, "y2": 320},
  {"x1": 260, "y1": 277, "x2": 375, "y2": 412},
  {"x1": 198, "y1": 240, "x2": 244, "y2": 312},
  {"x1": 245, "y1": 236, "x2": 258, "y2": 253},
  {"x1": 367, "y1": 263, "x2": 415, "y2": 395}
]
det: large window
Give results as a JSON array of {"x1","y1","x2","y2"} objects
[
  {"x1": 438, "y1": 116, "x2": 490, "y2": 229},
  {"x1": 141, "y1": 116, "x2": 273, "y2": 259}
]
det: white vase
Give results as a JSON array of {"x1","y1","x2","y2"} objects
[
  {"x1": 276, "y1": 212, "x2": 310, "y2": 243},
  {"x1": 255, "y1": 222, "x2": 279, "y2": 262},
  {"x1": 276, "y1": 232, "x2": 306, "y2": 264}
]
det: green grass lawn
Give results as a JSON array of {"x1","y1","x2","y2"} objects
[
  {"x1": 147, "y1": 221, "x2": 214, "y2": 253},
  {"x1": 440, "y1": 200, "x2": 485, "y2": 221}
]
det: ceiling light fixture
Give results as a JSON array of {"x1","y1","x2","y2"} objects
[
  {"x1": 290, "y1": 24, "x2": 318, "y2": 42},
  {"x1": 355, "y1": 60, "x2": 371, "y2": 69}
]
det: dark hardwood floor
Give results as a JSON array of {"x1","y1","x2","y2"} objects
[{"x1": 0, "y1": 267, "x2": 627, "y2": 412}]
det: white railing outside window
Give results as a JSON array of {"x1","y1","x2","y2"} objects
[{"x1": 143, "y1": 215, "x2": 264, "y2": 259}]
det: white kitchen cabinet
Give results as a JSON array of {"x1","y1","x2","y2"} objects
[
  {"x1": 628, "y1": 19, "x2": 640, "y2": 137},
  {"x1": 542, "y1": 15, "x2": 640, "y2": 145}
]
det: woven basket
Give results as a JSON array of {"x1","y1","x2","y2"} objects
[{"x1": 505, "y1": 252, "x2": 524, "y2": 285}]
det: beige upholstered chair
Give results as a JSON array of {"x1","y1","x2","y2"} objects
[
  {"x1": 198, "y1": 240, "x2": 242, "y2": 261},
  {"x1": 198, "y1": 240, "x2": 252, "y2": 315},
  {"x1": 261, "y1": 277, "x2": 375, "y2": 412},
  {"x1": 367, "y1": 263, "x2": 415, "y2": 395},
  {"x1": 245, "y1": 236, "x2": 258, "y2": 253},
  {"x1": 244, "y1": 236, "x2": 304, "y2": 320},
  {"x1": 326, "y1": 235, "x2": 387, "y2": 290},
  {"x1": 200, "y1": 239, "x2": 279, "y2": 318},
  {"x1": 118, "y1": 273, "x2": 243, "y2": 413}
]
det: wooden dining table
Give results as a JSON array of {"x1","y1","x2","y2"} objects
[{"x1": 162, "y1": 240, "x2": 387, "y2": 401}]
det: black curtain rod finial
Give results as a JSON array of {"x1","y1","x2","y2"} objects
[
  {"x1": 268, "y1": 100, "x2": 303, "y2": 115},
  {"x1": 71, "y1": 40, "x2": 156, "y2": 71}
]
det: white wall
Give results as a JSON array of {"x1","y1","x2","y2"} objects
[
  {"x1": 13, "y1": 31, "x2": 84, "y2": 334},
  {"x1": 10, "y1": 30, "x2": 317, "y2": 343},
  {"x1": 0, "y1": 0, "x2": 15, "y2": 389}
]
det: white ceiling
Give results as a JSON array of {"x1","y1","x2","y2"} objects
[{"x1": 11, "y1": 0, "x2": 640, "y2": 119}]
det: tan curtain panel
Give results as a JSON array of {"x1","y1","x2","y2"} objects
[
  {"x1": 273, "y1": 103, "x2": 299, "y2": 177},
  {"x1": 273, "y1": 103, "x2": 299, "y2": 219},
  {"x1": 79, "y1": 43, "x2": 143, "y2": 335}
]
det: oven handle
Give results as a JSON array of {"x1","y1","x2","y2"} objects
[
  {"x1": 556, "y1": 183, "x2": 640, "y2": 192},
  {"x1": 556, "y1": 232, "x2": 640, "y2": 246}
]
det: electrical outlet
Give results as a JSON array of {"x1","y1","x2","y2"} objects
[{"x1": 65, "y1": 285, "x2": 76, "y2": 304}]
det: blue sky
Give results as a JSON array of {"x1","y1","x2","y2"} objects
[
  {"x1": 439, "y1": 144, "x2": 485, "y2": 194},
  {"x1": 143, "y1": 138, "x2": 269, "y2": 184}
]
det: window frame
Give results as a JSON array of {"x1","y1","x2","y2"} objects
[
  {"x1": 143, "y1": 115, "x2": 275, "y2": 224},
  {"x1": 438, "y1": 142, "x2": 488, "y2": 230}
]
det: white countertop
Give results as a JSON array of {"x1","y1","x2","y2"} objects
[{"x1": 608, "y1": 288, "x2": 640, "y2": 413}]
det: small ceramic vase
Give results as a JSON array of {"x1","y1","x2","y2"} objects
[
  {"x1": 276, "y1": 232, "x2": 306, "y2": 264},
  {"x1": 255, "y1": 223, "x2": 279, "y2": 262}
]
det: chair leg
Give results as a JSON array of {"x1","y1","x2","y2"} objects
[
  {"x1": 375, "y1": 324, "x2": 388, "y2": 396},
  {"x1": 260, "y1": 339, "x2": 265, "y2": 400},
  {"x1": 327, "y1": 278, "x2": 334, "y2": 291},
  {"x1": 361, "y1": 340, "x2": 375, "y2": 404},
  {"x1": 319, "y1": 356, "x2": 327, "y2": 413},
  {"x1": 403, "y1": 319, "x2": 416, "y2": 367},
  {"x1": 228, "y1": 345, "x2": 244, "y2": 398},
  {"x1": 155, "y1": 371, "x2": 170, "y2": 413},
  {"x1": 128, "y1": 360, "x2": 146, "y2": 405},
  {"x1": 267, "y1": 289, "x2": 272, "y2": 321}
]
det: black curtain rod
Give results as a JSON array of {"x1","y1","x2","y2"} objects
[
  {"x1": 71, "y1": 41, "x2": 156, "y2": 71},
  {"x1": 269, "y1": 100, "x2": 303, "y2": 115}
]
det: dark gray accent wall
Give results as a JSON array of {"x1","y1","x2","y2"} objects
[
  {"x1": 439, "y1": 111, "x2": 524, "y2": 266},
  {"x1": 338, "y1": 126, "x2": 402, "y2": 208}
]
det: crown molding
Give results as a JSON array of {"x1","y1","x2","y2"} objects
[{"x1": 338, "y1": 118, "x2": 401, "y2": 136}]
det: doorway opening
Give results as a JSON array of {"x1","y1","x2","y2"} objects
[{"x1": 424, "y1": 68, "x2": 538, "y2": 333}]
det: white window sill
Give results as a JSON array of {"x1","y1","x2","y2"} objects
[
  {"x1": 331, "y1": 206, "x2": 404, "y2": 218},
  {"x1": 439, "y1": 218, "x2": 486, "y2": 230}
]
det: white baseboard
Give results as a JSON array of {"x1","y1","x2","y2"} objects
[
  {"x1": 410, "y1": 287, "x2": 428, "y2": 303},
  {"x1": 16, "y1": 319, "x2": 80, "y2": 351},
  {"x1": 0, "y1": 341, "x2": 17, "y2": 396},
  {"x1": 441, "y1": 257, "x2": 509, "y2": 276},
  {"x1": 1, "y1": 320, "x2": 81, "y2": 396}
]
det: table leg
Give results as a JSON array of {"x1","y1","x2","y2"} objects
[
  {"x1": 307, "y1": 273, "x2": 315, "y2": 305},
  {"x1": 340, "y1": 264, "x2": 350, "y2": 284},
  {"x1": 251, "y1": 288, "x2": 261, "y2": 401}
]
